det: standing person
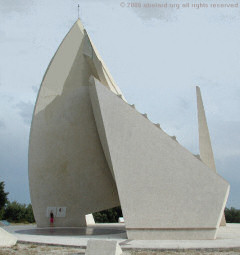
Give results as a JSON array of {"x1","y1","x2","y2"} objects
[{"x1": 50, "y1": 211, "x2": 54, "y2": 227}]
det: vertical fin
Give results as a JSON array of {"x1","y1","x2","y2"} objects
[
  {"x1": 196, "y1": 86, "x2": 216, "y2": 171},
  {"x1": 196, "y1": 86, "x2": 226, "y2": 226}
]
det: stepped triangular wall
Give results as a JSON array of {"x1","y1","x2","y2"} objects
[{"x1": 89, "y1": 77, "x2": 229, "y2": 240}]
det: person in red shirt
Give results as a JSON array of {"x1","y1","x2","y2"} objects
[{"x1": 50, "y1": 211, "x2": 54, "y2": 227}]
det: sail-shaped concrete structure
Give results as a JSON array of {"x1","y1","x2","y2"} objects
[
  {"x1": 29, "y1": 19, "x2": 229, "y2": 239},
  {"x1": 196, "y1": 86, "x2": 227, "y2": 226},
  {"x1": 29, "y1": 19, "x2": 123, "y2": 227}
]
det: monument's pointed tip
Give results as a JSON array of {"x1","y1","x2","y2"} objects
[
  {"x1": 73, "y1": 17, "x2": 85, "y2": 32},
  {"x1": 76, "y1": 17, "x2": 83, "y2": 24},
  {"x1": 196, "y1": 86, "x2": 201, "y2": 94}
]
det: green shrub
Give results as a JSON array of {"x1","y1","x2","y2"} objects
[
  {"x1": 93, "y1": 206, "x2": 122, "y2": 223},
  {"x1": 0, "y1": 181, "x2": 9, "y2": 220},
  {"x1": 225, "y1": 207, "x2": 240, "y2": 223},
  {"x1": 4, "y1": 201, "x2": 35, "y2": 223}
]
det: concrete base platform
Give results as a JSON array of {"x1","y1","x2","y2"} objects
[
  {"x1": 126, "y1": 228, "x2": 217, "y2": 240},
  {"x1": 3, "y1": 223, "x2": 240, "y2": 250}
]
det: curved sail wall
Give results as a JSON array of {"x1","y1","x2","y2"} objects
[{"x1": 29, "y1": 20, "x2": 121, "y2": 227}]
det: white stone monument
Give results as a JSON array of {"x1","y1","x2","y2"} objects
[{"x1": 28, "y1": 18, "x2": 229, "y2": 239}]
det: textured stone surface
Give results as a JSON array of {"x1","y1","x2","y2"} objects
[
  {"x1": 0, "y1": 228, "x2": 17, "y2": 247},
  {"x1": 86, "y1": 240, "x2": 122, "y2": 255},
  {"x1": 29, "y1": 19, "x2": 123, "y2": 227},
  {"x1": 89, "y1": 78, "x2": 229, "y2": 240}
]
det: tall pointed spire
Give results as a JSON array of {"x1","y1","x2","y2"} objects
[
  {"x1": 196, "y1": 86, "x2": 216, "y2": 171},
  {"x1": 196, "y1": 86, "x2": 226, "y2": 226}
]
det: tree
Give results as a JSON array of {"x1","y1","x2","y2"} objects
[
  {"x1": 0, "y1": 181, "x2": 9, "y2": 219},
  {"x1": 25, "y1": 204, "x2": 35, "y2": 223},
  {"x1": 93, "y1": 206, "x2": 123, "y2": 223},
  {"x1": 225, "y1": 207, "x2": 240, "y2": 223},
  {"x1": 4, "y1": 201, "x2": 35, "y2": 223},
  {"x1": 4, "y1": 201, "x2": 26, "y2": 222}
]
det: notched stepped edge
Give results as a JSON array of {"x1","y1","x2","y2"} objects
[
  {"x1": 194, "y1": 154, "x2": 202, "y2": 161},
  {"x1": 154, "y1": 123, "x2": 161, "y2": 129},
  {"x1": 117, "y1": 94, "x2": 124, "y2": 99},
  {"x1": 114, "y1": 88, "x2": 180, "y2": 144},
  {"x1": 171, "y1": 136, "x2": 178, "y2": 142}
]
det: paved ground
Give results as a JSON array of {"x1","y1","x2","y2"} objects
[
  {"x1": 1, "y1": 243, "x2": 240, "y2": 255},
  {"x1": 2, "y1": 223, "x2": 240, "y2": 251}
]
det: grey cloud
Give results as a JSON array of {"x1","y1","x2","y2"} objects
[
  {"x1": 216, "y1": 154, "x2": 240, "y2": 208},
  {"x1": 81, "y1": 0, "x2": 174, "y2": 21},
  {"x1": 217, "y1": 154, "x2": 240, "y2": 181},
  {"x1": 0, "y1": 120, "x2": 5, "y2": 129},
  {"x1": 0, "y1": 129, "x2": 30, "y2": 203},
  {"x1": 0, "y1": 0, "x2": 33, "y2": 14},
  {"x1": 212, "y1": 120, "x2": 240, "y2": 155},
  {"x1": 16, "y1": 101, "x2": 34, "y2": 125},
  {"x1": 125, "y1": 0, "x2": 240, "y2": 22},
  {"x1": 178, "y1": 98, "x2": 191, "y2": 110},
  {"x1": 212, "y1": 121, "x2": 240, "y2": 208},
  {"x1": 130, "y1": 3, "x2": 175, "y2": 21},
  {"x1": 80, "y1": 0, "x2": 112, "y2": 2},
  {"x1": 196, "y1": 77, "x2": 221, "y2": 89}
]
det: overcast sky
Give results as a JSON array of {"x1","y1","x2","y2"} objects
[{"x1": 0, "y1": 0, "x2": 239, "y2": 208}]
